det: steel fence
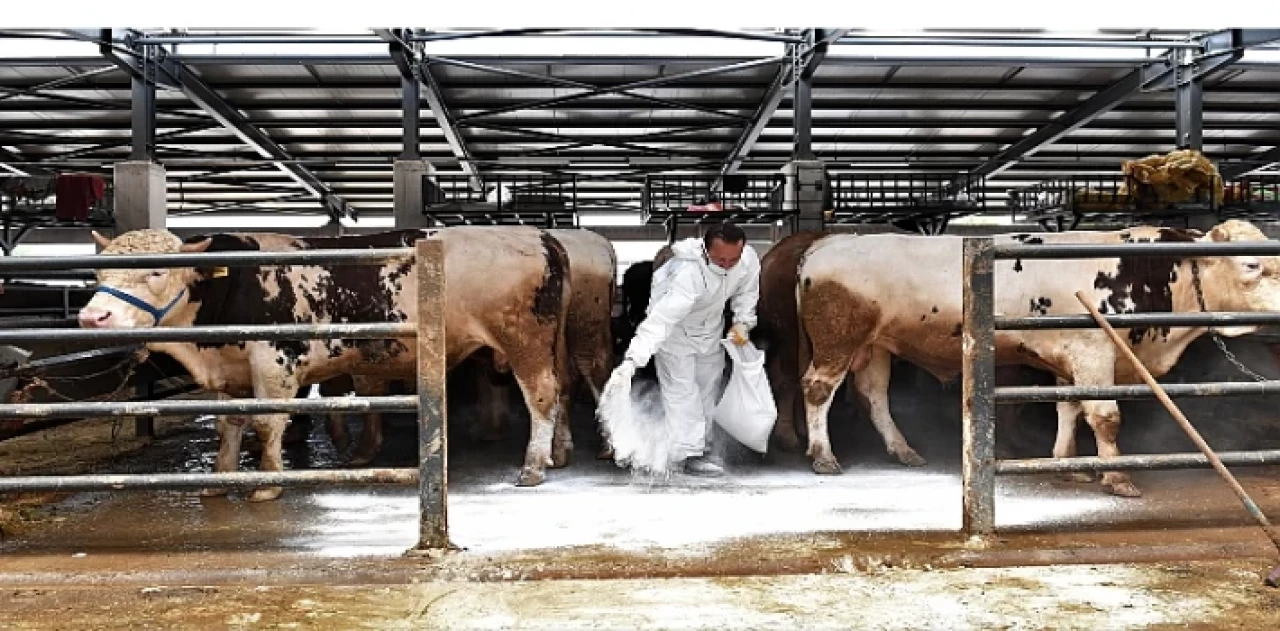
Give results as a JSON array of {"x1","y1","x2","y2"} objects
[
  {"x1": 0, "y1": 239, "x2": 450, "y2": 551},
  {"x1": 961, "y1": 238, "x2": 1280, "y2": 535}
]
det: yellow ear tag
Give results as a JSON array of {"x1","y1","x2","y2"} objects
[{"x1": 211, "y1": 267, "x2": 229, "y2": 278}]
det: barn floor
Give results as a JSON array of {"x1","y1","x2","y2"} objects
[{"x1": 2, "y1": 378, "x2": 1280, "y2": 628}]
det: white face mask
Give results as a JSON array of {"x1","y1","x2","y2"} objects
[{"x1": 703, "y1": 244, "x2": 730, "y2": 276}]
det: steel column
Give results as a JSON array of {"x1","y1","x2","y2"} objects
[
  {"x1": 130, "y1": 45, "x2": 156, "y2": 161},
  {"x1": 1175, "y1": 50, "x2": 1204, "y2": 150},
  {"x1": 415, "y1": 237, "x2": 450, "y2": 551},
  {"x1": 793, "y1": 60, "x2": 814, "y2": 161},
  {"x1": 962, "y1": 237, "x2": 997, "y2": 536},
  {"x1": 401, "y1": 75, "x2": 421, "y2": 160}
]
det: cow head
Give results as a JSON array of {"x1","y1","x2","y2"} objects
[
  {"x1": 78, "y1": 230, "x2": 211, "y2": 329},
  {"x1": 1195, "y1": 220, "x2": 1280, "y2": 337}
]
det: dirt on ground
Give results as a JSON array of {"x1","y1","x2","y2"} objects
[
  {"x1": 0, "y1": 416, "x2": 193, "y2": 538},
  {"x1": 0, "y1": 558, "x2": 1278, "y2": 630}
]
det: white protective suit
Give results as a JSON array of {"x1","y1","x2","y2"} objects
[{"x1": 623, "y1": 237, "x2": 761, "y2": 461}]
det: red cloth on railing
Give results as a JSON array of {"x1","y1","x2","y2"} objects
[{"x1": 55, "y1": 173, "x2": 107, "y2": 221}]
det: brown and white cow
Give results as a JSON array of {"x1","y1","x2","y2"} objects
[
  {"x1": 78, "y1": 226, "x2": 573, "y2": 500},
  {"x1": 342, "y1": 228, "x2": 619, "y2": 465},
  {"x1": 794, "y1": 220, "x2": 1280, "y2": 497}
]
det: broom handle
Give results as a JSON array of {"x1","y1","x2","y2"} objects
[{"x1": 1073, "y1": 290, "x2": 1280, "y2": 554}]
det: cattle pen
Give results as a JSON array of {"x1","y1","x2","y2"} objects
[
  {"x1": 961, "y1": 237, "x2": 1280, "y2": 540},
  {"x1": 0, "y1": 239, "x2": 453, "y2": 550}
]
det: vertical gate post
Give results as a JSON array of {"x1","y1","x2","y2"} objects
[
  {"x1": 962, "y1": 237, "x2": 997, "y2": 536},
  {"x1": 415, "y1": 236, "x2": 449, "y2": 550}
]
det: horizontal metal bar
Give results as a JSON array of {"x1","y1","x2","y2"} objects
[
  {"x1": 835, "y1": 35, "x2": 1201, "y2": 49},
  {"x1": 0, "y1": 248, "x2": 413, "y2": 273},
  {"x1": 996, "y1": 449, "x2": 1280, "y2": 474},
  {"x1": 996, "y1": 312, "x2": 1280, "y2": 331},
  {"x1": 995, "y1": 381, "x2": 1280, "y2": 403},
  {"x1": 136, "y1": 35, "x2": 384, "y2": 44},
  {"x1": 992, "y1": 241, "x2": 1280, "y2": 260},
  {"x1": 0, "y1": 323, "x2": 415, "y2": 346},
  {"x1": 0, "y1": 468, "x2": 418, "y2": 493},
  {"x1": 0, "y1": 395, "x2": 418, "y2": 420}
]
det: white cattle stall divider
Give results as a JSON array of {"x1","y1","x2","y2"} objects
[{"x1": 0, "y1": 238, "x2": 452, "y2": 553}]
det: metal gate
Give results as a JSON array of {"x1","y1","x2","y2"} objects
[
  {"x1": 0, "y1": 238, "x2": 451, "y2": 550},
  {"x1": 961, "y1": 236, "x2": 1280, "y2": 534}
]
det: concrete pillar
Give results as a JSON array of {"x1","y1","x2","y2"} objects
[
  {"x1": 394, "y1": 159, "x2": 435, "y2": 229},
  {"x1": 782, "y1": 160, "x2": 828, "y2": 234},
  {"x1": 112, "y1": 161, "x2": 166, "y2": 234}
]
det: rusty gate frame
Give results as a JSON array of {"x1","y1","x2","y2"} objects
[
  {"x1": 962, "y1": 237, "x2": 1280, "y2": 535},
  {"x1": 0, "y1": 239, "x2": 450, "y2": 551}
]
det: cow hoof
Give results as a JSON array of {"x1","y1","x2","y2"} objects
[
  {"x1": 895, "y1": 449, "x2": 927, "y2": 467},
  {"x1": 551, "y1": 448, "x2": 572, "y2": 469},
  {"x1": 516, "y1": 467, "x2": 546, "y2": 487},
  {"x1": 1064, "y1": 472, "x2": 1097, "y2": 484},
  {"x1": 1105, "y1": 480, "x2": 1143, "y2": 498},
  {"x1": 775, "y1": 432, "x2": 802, "y2": 453},
  {"x1": 347, "y1": 452, "x2": 375, "y2": 467},
  {"x1": 199, "y1": 487, "x2": 229, "y2": 498},
  {"x1": 596, "y1": 446, "x2": 614, "y2": 460},
  {"x1": 248, "y1": 486, "x2": 284, "y2": 502},
  {"x1": 812, "y1": 459, "x2": 843, "y2": 475}
]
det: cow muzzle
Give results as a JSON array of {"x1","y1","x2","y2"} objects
[{"x1": 77, "y1": 307, "x2": 114, "y2": 328}]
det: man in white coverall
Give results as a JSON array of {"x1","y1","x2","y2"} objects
[{"x1": 614, "y1": 221, "x2": 760, "y2": 477}]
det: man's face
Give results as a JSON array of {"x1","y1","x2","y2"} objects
[{"x1": 706, "y1": 237, "x2": 746, "y2": 271}]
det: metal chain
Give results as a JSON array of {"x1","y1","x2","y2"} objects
[{"x1": 1191, "y1": 259, "x2": 1270, "y2": 382}]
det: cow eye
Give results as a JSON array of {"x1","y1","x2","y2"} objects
[
  {"x1": 1246, "y1": 262, "x2": 1261, "y2": 272},
  {"x1": 149, "y1": 271, "x2": 164, "y2": 278}
]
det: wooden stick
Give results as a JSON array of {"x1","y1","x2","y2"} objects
[{"x1": 1073, "y1": 290, "x2": 1280, "y2": 585}]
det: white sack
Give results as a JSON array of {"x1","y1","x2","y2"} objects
[{"x1": 712, "y1": 339, "x2": 775, "y2": 453}]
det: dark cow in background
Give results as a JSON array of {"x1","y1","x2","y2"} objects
[{"x1": 79, "y1": 226, "x2": 574, "y2": 500}]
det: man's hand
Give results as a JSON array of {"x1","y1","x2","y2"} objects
[{"x1": 729, "y1": 324, "x2": 749, "y2": 346}]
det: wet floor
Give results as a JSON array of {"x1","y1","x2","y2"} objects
[{"x1": 4, "y1": 411, "x2": 1280, "y2": 563}]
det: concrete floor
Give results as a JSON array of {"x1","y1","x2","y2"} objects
[{"x1": 3, "y1": 402, "x2": 1280, "y2": 628}]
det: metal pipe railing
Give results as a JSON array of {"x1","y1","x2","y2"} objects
[
  {"x1": 997, "y1": 450, "x2": 1280, "y2": 475},
  {"x1": 0, "y1": 248, "x2": 413, "y2": 273},
  {"x1": 0, "y1": 469, "x2": 417, "y2": 493},
  {"x1": 961, "y1": 235, "x2": 1280, "y2": 536},
  {"x1": 0, "y1": 323, "x2": 415, "y2": 345},
  {"x1": 0, "y1": 239, "x2": 451, "y2": 552}
]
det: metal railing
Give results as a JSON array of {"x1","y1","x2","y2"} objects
[
  {"x1": 0, "y1": 240, "x2": 451, "y2": 551},
  {"x1": 961, "y1": 237, "x2": 1280, "y2": 535},
  {"x1": 422, "y1": 173, "x2": 578, "y2": 228},
  {"x1": 642, "y1": 174, "x2": 795, "y2": 241},
  {"x1": 1007, "y1": 174, "x2": 1223, "y2": 232}
]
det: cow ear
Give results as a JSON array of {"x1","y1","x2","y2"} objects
[
  {"x1": 180, "y1": 237, "x2": 212, "y2": 253},
  {"x1": 90, "y1": 230, "x2": 112, "y2": 250}
]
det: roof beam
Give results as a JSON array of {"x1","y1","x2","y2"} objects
[
  {"x1": 417, "y1": 61, "x2": 483, "y2": 191},
  {"x1": 720, "y1": 28, "x2": 847, "y2": 178},
  {"x1": 964, "y1": 61, "x2": 1175, "y2": 180},
  {"x1": 1221, "y1": 146, "x2": 1280, "y2": 180},
  {"x1": 160, "y1": 47, "x2": 353, "y2": 221}
]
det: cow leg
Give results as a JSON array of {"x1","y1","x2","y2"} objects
[
  {"x1": 200, "y1": 411, "x2": 249, "y2": 498},
  {"x1": 551, "y1": 388, "x2": 574, "y2": 469},
  {"x1": 852, "y1": 347, "x2": 925, "y2": 467},
  {"x1": 1080, "y1": 398, "x2": 1139, "y2": 497},
  {"x1": 326, "y1": 412, "x2": 352, "y2": 458},
  {"x1": 1053, "y1": 398, "x2": 1095, "y2": 483},
  {"x1": 248, "y1": 414, "x2": 288, "y2": 502},
  {"x1": 801, "y1": 351, "x2": 858, "y2": 475},
  {"x1": 348, "y1": 376, "x2": 387, "y2": 466},
  {"x1": 511, "y1": 365, "x2": 561, "y2": 487}
]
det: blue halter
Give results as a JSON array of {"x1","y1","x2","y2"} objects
[{"x1": 94, "y1": 285, "x2": 187, "y2": 326}]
